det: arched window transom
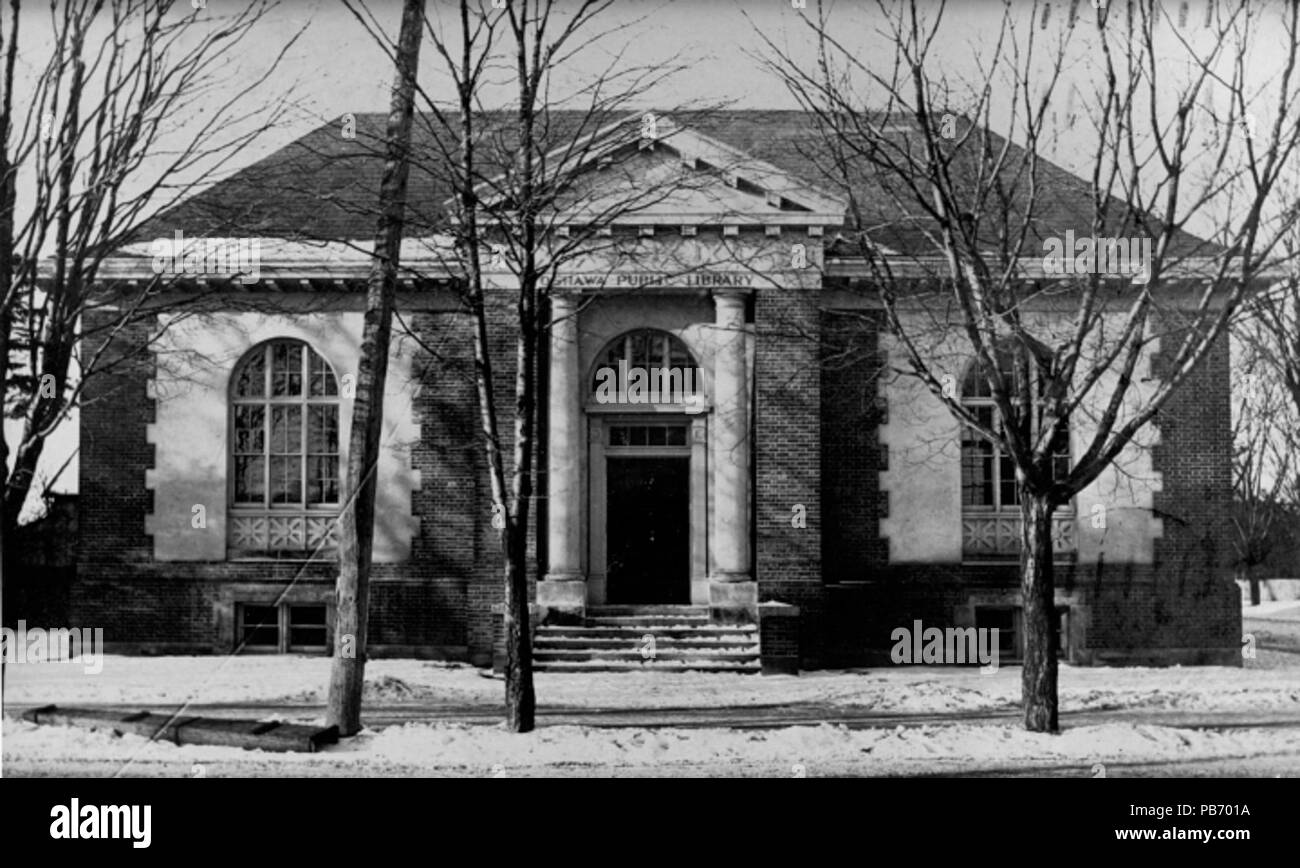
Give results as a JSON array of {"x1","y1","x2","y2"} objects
[
  {"x1": 591, "y1": 329, "x2": 701, "y2": 405},
  {"x1": 229, "y1": 340, "x2": 341, "y2": 557}
]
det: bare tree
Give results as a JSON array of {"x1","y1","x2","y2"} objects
[
  {"x1": 760, "y1": 0, "x2": 1300, "y2": 731},
  {"x1": 342, "y1": 0, "x2": 702, "y2": 731},
  {"x1": 1229, "y1": 369, "x2": 1296, "y2": 604},
  {"x1": 1231, "y1": 229, "x2": 1300, "y2": 603},
  {"x1": 1, "y1": 0, "x2": 299, "y2": 567},
  {"x1": 326, "y1": 0, "x2": 426, "y2": 737}
]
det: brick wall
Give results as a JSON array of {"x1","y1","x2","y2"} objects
[
  {"x1": 1140, "y1": 322, "x2": 1238, "y2": 658},
  {"x1": 820, "y1": 309, "x2": 888, "y2": 581},
  {"x1": 74, "y1": 295, "x2": 494, "y2": 659},
  {"x1": 818, "y1": 310, "x2": 1240, "y2": 666},
  {"x1": 472, "y1": 284, "x2": 543, "y2": 662},
  {"x1": 406, "y1": 308, "x2": 485, "y2": 660},
  {"x1": 74, "y1": 284, "x2": 1239, "y2": 669},
  {"x1": 754, "y1": 287, "x2": 824, "y2": 665},
  {"x1": 78, "y1": 309, "x2": 157, "y2": 569}
]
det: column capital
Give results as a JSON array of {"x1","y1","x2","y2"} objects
[
  {"x1": 711, "y1": 288, "x2": 750, "y2": 305},
  {"x1": 550, "y1": 290, "x2": 582, "y2": 311}
]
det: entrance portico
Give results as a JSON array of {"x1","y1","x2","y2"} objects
[
  {"x1": 538, "y1": 286, "x2": 757, "y2": 624},
  {"x1": 532, "y1": 116, "x2": 844, "y2": 627}
]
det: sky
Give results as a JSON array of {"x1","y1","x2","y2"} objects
[
  {"x1": 9, "y1": 0, "x2": 1294, "y2": 230},
  {"x1": 6, "y1": 0, "x2": 1298, "y2": 512},
  {"x1": 14, "y1": 0, "x2": 1296, "y2": 190}
]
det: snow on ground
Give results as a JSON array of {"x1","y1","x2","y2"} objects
[
  {"x1": 1247, "y1": 600, "x2": 1300, "y2": 618},
  {"x1": 5, "y1": 656, "x2": 1299, "y2": 776},
  {"x1": 3, "y1": 601, "x2": 1297, "y2": 776},
  {"x1": 3, "y1": 653, "x2": 1298, "y2": 714},
  {"x1": 5, "y1": 713, "x2": 1300, "y2": 778},
  {"x1": 1244, "y1": 600, "x2": 1300, "y2": 671}
]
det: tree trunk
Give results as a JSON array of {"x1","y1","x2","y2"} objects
[
  {"x1": 326, "y1": 0, "x2": 424, "y2": 737},
  {"x1": 1020, "y1": 491, "x2": 1059, "y2": 733},
  {"x1": 1, "y1": 303, "x2": 10, "y2": 578},
  {"x1": 501, "y1": 340, "x2": 537, "y2": 732},
  {"x1": 4, "y1": 433, "x2": 44, "y2": 530},
  {"x1": 1247, "y1": 564, "x2": 1261, "y2": 607},
  {"x1": 502, "y1": 521, "x2": 535, "y2": 731},
  {"x1": 443, "y1": 0, "x2": 533, "y2": 731}
]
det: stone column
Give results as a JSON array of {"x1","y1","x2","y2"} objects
[
  {"x1": 538, "y1": 292, "x2": 585, "y2": 622},
  {"x1": 709, "y1": 290, "x2": 757, "y2": 624}
]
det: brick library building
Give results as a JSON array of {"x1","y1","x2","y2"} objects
[{"x1": 71, "y1": 111, "x2": 1240, "y2": 672}]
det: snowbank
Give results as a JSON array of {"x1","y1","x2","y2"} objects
[
  {"x1": 6, "y1": 715, "x2": 1299, "y2": 778},
  {"x1": 4, "y1": 655, "x2": 1298, "y2": 714}
]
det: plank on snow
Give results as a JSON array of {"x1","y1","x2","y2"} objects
[{"x1": 21, "y1": 705, "x2": 339, "y2": 753}]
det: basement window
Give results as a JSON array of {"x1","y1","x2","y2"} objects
[
  {"x1": 236, "y1": 602, "x2": 329, "y2": 654},
  {"x1": 239, "y1": 604, "x2": 281, "y2": 651},
  {"x1": 974, "y1": 606, "x2": 1069, "y2": 662},
  {"x1": 975, "y1": 607, "x2": 1020, "y2": 661},
  {"x1": 289, "y1": 605, "x2": 328, "y2": 653}
]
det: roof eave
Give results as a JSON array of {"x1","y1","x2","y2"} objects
[{"x1": 826, "y1": 255, "x2": 1279, "y2": 282}]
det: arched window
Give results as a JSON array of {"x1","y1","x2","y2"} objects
[
  {"x1": 229, "y1": 340, "x2": 340, "y2": 556},
  {"x1": 959, "y1": 350, "x2": 1070, "y2": 511},
  {"x1": 591, "y1": 329, "x2": 700, "y2": 405}
]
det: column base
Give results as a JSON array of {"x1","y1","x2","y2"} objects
[
  {"x1": 708, "y1": 577, "x2": 757, "y2": 625},
  {"x1": 538, "y1": 576, "x2": 587, "y2": 625}
]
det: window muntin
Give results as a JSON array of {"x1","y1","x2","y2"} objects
[
  {"x1": 236, "y1": 602, "x2": 330, "y2": 654},
  {"x1": 229, "y1": 341, "x2": 341, "y2": 559},
  {"x1": 608, "y1": 423, "x2": 689, "y2": 447},
  {"x1": 238, "y1": 604, "x2": 281, "y2": 651},
  {"x1": 591, "y1": 329, "x2": 700, "y2": 404},
  {"x1": 959, "y1": 352, "x2": 1069, "y2": 511},
  {"x1": 288, "y1": 605, "x2": 328, "y2": 652},
  {"x1": 231, "y1": 341, "x2": 340, "y2": 509}
]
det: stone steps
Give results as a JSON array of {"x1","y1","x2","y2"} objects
[
  {"x1": 535, "y1": 649, "x2": 758, "y2": 663},
  {"x1": 584, "y1": 615, "x2": 710, "y2": 627},
  {"x1": 590, "y1": 605, "x2": 709, "y2": 616},
  {"x1": 537, "y1": 625, "x2": 754, "y2": 640},
  {"x1": 537, "y1": 635, "x2": 757, "y2": 648},
  {"x1": 532, "y1": 606, "x2": 760, "y2": 673},
  {"x1": 532, "y1": 659, "x2": 760, "y2": 673}
]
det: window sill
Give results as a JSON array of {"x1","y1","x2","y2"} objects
[
  {"x1": 960, "y1": 508, "x2": 1077, "y2": 516},
  {"x1": 226, "y1": 554, "x2": 337, "y2": 563},
  {"x1": 228, "y1": 512, "x2": 341, "y2": 555},
  {"x1": 960, "y1": 558, "x2": 1078, "y2": 567},
  {"x1": 962, "y1": 512, "x2": 1078, "y2": 559}
]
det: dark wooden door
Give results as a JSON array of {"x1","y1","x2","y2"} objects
[{"x1": 606, "y1": 457, "x2": 690, "y2": 604}]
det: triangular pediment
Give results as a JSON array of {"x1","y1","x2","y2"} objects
[{"x1": 470, "y1": 114, "x2": 847, "y2": 229}]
